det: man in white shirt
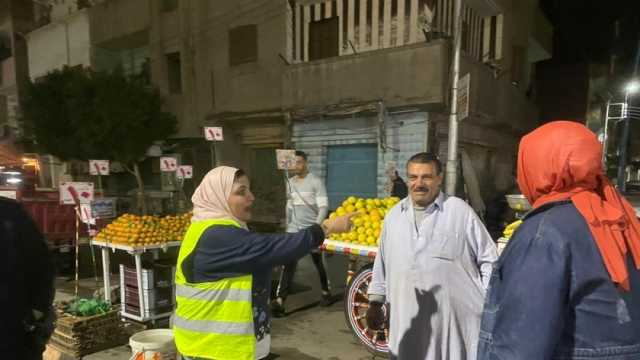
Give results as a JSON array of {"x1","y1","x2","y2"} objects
[
  {"x1": 367, "y1": 152, "x2": 497, "y2": 360},
  {"x1": 272, "y1": 151, "x2": 331, "y2": 317}
]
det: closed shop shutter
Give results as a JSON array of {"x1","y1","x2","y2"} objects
[{"x1": 326, "y1": 144, "x2": 378, "y2": 209}]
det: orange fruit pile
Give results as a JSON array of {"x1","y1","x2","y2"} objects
[
  {"x1": 95, "y1": 212, "x2": 192, "y2": 246},
  {"x1": 328, "y1": 196, "x2": 400, "y2": 246}
]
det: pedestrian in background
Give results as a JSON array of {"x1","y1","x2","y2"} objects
[
  {"x1": 389, "y1": 170, "x2": 409, "y2": 199},
  {"x1": 272, "y1": 151, "x2": 332, "y2": 317}
]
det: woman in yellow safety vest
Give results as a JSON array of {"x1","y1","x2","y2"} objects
[{"x1": 174, "y1": 166, "x2": 353, "y2": 360}]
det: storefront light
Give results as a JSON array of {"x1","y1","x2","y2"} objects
[{"x1": 625, "y1": 81, "x2": 640, "y2": 94}]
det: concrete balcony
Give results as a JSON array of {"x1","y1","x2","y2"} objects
[
  {"x1": 89, "y1": 0, "x2": 150, "y2": 46},
  {"x1": 461, "y1": 53, "x2": 538, "y2": 132},
  {"x1": 283, "y1": 40, "x2": 449, "y2": 110},
  {"x1": 26, "y1": 10, "x2": 92, "y2": 79}
]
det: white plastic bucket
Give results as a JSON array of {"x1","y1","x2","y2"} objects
[{"x1": 129, "y1": 329, "x2": 177, "y2": 360}]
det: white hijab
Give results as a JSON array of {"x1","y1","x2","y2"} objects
[{"x1": 191, "y1": 166, "x2": 247, "y2": 229}]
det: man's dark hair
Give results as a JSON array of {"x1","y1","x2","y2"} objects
[
  {"x1": 234, "y1": 169, "x2": 247, "y2": 182},
  {"x1": 295, "y1": 150, "x2": 307, "y2": 161},
  {"x1": 407, "y1": 152, "x2": 443, "y2": 175}
]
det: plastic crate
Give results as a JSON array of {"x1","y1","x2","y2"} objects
[
  {"x1": 119, "y1": 264, "x2": 175, "y2": 290},
  {"x1": 120, "y1": 284, "x2": 174, "y2": 309},
  {"x1": 121, "y1": 302, "x2": 174, "y2": 318}
]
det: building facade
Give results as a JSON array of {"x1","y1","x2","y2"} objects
[
  {"x1": 25, "y1": 0, "x2": 552, "y2": 222},
  {"x1": 0, "y1": 0, "x2": 37, "y2": 138}
]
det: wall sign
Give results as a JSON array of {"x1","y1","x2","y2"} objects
[
  {"x1": 160, "y1": 157, "x2": 178, "y2": 172},
  {"x1": 89, "y1": 160, "x2": 110, "y2": 176},
  {"x1": 204, "y1": 127, "x2": 224, "y2": 141},
  {"x1": 60, "y1": 182, "x2": 94, "y2": 205}
]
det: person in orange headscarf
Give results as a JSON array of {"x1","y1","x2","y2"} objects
[{"x1": 477, "y1": 121, "x2": 640, "y2": 360}]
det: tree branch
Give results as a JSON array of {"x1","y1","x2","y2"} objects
[{"x1": 122, "y1": 163, "x2": 136, "y2": 176}]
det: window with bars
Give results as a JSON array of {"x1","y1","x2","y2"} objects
[
  {"x1": 309, "y1": 17, "x2": 340, "y2": 61},
  {"x1": 483, "y1": 14, "x2": 503, "y2": 63},
  {"x1": 290, "y1": 0, "x2": 483, "y2": 62}
]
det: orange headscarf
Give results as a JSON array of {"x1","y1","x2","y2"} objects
[{"x1": 517, "y1": 121, "x2": 640, "y2": 291}]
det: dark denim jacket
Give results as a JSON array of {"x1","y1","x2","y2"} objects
[{"x1": 477, "y1": 201, "x2": 640, "y2": 360}]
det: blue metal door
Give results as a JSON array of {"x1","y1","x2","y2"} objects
[{"x1": 326, "y1": 144, "x2": 378, "y2": 210}]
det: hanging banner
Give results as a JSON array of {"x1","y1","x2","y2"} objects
[{"x1": 204, "y1": 127, "x2": 224, "y2": 141}]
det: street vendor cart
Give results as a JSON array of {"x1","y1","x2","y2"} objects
[
  {"x1": 317, "y1": 196, "x2": 400, "y2": 356},
  {"x1": 91, "y1": 211, "x2": 191, "y2": 323},
  {"x1": 321, "y1": 239, "x2": 389, "y2": 356},
  {"x1": 91, "y1": 240, "x2": 181, "y2": 323}
]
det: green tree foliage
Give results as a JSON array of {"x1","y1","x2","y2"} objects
[{"x1": 21, "y1": 66, "x2": 178, "y2": 213}]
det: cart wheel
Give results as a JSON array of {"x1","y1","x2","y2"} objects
[{"x1": 344, "y1": 264, "x2": 389, "y2": 357}]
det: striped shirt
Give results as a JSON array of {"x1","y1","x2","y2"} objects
[{"x1": 286, "y1": 173, "x2": 328, "y2": 232}]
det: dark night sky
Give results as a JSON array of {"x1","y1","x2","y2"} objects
[{"x1": 541, "y1": 0, "x2": 640, "y2": 65}]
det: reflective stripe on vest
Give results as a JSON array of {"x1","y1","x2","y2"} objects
[
  {"x1": 175, "y1": 283, "x2": 252, "y2": 302},
  {"x1": 173, "y1": 314, "x2": 254, "y2": 335},
  {"x1": 173, "y1": 219, "x2": 255, "y2": 360}
]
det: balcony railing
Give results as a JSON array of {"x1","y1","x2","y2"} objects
[{"x1": 290, "y1": 0, "x2": 485, "y2": 63}]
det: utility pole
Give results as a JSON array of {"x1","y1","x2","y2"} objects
[{"x1": 445, "y1": 0, "x2": 463, "y2": 195}]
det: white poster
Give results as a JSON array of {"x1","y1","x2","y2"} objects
[
  {"x1": 457, "y1": 73, "x2": 471, "y2": 121},
  {"x1": 160, "y1": 157, "x2": 178, "y2": 172},
  {"x1": 204, "y1": 127, "x2": 224, "y2": 141},
  {"x1": 89, "y1": 160, "x2": 110, "y2": 176},
  {"x1": 60, "y1": 182, "x2": 94, "y2": 205},
  {"x1": 177, "y1": 165, "x2": 193, "y2": 179},
  {"x1": 80, "y1": 204, "x2": 96, "y2": 225},
  {"x1": 276, "y1": 149, "x2": 297, "y2": 170}
]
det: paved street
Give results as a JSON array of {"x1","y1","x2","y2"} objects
[{"x1": 55, "y1": 253, "x2": 378, "y2": 360}]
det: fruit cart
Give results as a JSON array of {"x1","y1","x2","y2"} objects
[
  {"x1": 91, "y1": 240, "x2": 181, "y2": 323},
  {"x1": 321, "y1": 196, "x2": 399, "y2": 357},
  {"x1": 321, "y1": 239, "x2": 389, "y2": 356},
  {"x1": 496, "y1": 194, "x2": 532, "y2": 254},
  {"x1": 91, "y1": 213, "x2": 191, "y2": 323}
]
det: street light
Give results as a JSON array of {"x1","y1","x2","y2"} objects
[
  {"x1": 618, "y1": 80, "x2": 639, "y2": 192},
  {"x1": 625, "y1": 81, "x2": 640, "y2": 95}
]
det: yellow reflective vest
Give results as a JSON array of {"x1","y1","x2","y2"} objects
[{"x1": 174, "y1": 219, "x2": 255, "y2": 360}]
